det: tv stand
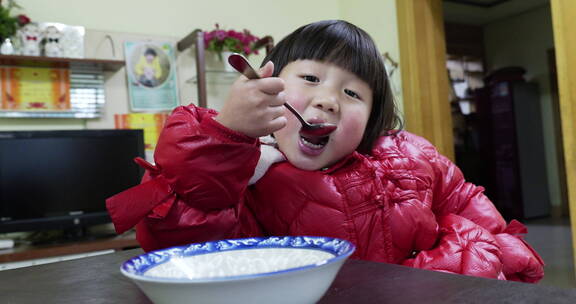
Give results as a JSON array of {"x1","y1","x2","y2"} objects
[
  {"x1": 25, "y1": 226, "x2": 117, "y2": 246},
  {"x1": 0, "y1": 231, "x2": 138, "y2": 266}
]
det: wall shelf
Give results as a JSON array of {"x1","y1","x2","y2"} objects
[
  {"x1": 0, "y1": 55, "x2": 125, "y2": 119},
  {"x1": 0, "y1": 54, "x2": 125, "y2": 72},
  {"x1": 186, "y1": 70, "x2": 240, "y2": 85}
]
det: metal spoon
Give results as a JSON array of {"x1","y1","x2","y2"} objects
[{"x1": 227, "y1": 53, "x2": 337, "y2": 137}]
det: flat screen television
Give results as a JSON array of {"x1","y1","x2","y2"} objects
[{"x1": 0, "y1": 129, "x2": 145, "y2": 235}]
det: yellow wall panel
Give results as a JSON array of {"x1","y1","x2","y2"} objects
[
  {"x1": 550, "y1": 0, "x2": 576, "y2": 275},
  {"x1": 397, "y1": 0, "x2": 453, "y2": 160}
]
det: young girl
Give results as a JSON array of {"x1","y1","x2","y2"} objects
[
  {"x1": 135, "y1": 48, "x2": 162, "y2": 87},
  {"x1": 107, "y1": 20, "x2": 544, "y2": 282}
]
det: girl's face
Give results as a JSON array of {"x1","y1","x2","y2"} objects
[{"x1": 274, "y1": 60, "x2": 373, "y2": 171}]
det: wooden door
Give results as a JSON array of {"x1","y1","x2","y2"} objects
[
  {"x1": 550, "y1": 0, "x2": 576, "y2": 274},
  {"x1": 396, "y1": 0, "x2": 454, "y2": 160}
]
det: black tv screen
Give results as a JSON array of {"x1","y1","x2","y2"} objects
[{"x1": 0, "y1": 129, "x2": 145, "y2": 233}]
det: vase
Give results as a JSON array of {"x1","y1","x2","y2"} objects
[
  {"x1": 205, "y1": 51, "x2": 236, "y2": 72},
  {"x1": 221, "y1": 51, "x2": 236, "y2": 72}
]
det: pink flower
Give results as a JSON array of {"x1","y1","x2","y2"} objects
[
  {"x1": 214, "y1": 30, "x2": 226, "y2": 41},
  {"x1": 203, "y1": 32, "x2": 213, "y2": 45},
  {"x1": 203, "y1": 24, "x2": 261, "y2": 56},
  {"x1": 227, "y1": 30, "x2": 241, "y2": 40}
]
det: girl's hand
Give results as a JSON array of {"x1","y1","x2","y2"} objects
[{"x1": 215, "y1": 61, "x2": 287, "y2": 138}]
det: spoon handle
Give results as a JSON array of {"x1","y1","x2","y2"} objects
[
  {"x1": 228, "y1": 53, "x2": 260, "y2": 80},
  {"x1": 282, "y1": 102, "x2": 308, "y2": 126}
]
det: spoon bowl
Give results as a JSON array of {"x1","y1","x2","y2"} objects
[{"x1": 228, "y1": 53, "x2": 337, "y2": 137}]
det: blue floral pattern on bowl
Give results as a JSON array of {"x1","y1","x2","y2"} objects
[{"x1": 122, "y1": 236, "x2": 355, "y2": 282}]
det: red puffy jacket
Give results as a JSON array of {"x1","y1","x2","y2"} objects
[{"x1": 106, "y1": 104, "x2": 544, "y2": 282}]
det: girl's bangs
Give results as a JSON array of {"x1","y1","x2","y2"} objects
[{"x1": 284, "y1": 24, "x2": 385, "y2": 90}]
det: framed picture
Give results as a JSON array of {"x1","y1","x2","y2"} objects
[
  {"x1": 0, "y1": 67, "x2": 70, "y2": 111},
  {"x1": 124, "y1": 41, "x2": 179, "y2": 111},
  {"x1": 114, "y1": 112, "x2": 169, "y2": 152}
]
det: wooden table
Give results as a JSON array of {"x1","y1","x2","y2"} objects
[{"x1": 0, "y1": 248, "x2": 575, "y2": 303}]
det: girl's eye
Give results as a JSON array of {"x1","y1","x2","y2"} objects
[
  {"x1": 303, "y1": 75, "x2": 319, "y2": 83},
  {"x1": 344, "y1": 89, "x2": 361, "y2": 100}
]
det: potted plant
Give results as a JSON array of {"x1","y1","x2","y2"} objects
[
  {"x1": 203, "y1": 24, "x2": 260, "y2": 71},
  {"x1": 0, "y1": 0, "x2": 30, "y2": 54}
]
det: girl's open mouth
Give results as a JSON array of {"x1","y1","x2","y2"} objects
[{"x1": 299, "y1": 134, "x2": 330, "y2": 156}]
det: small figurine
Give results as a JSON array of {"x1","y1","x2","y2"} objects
[
  {"x1": 0, "y1": 38, "x2": 15, "y2": 55},
  {"x1": 19, "y1": 23, "x2": 42, "y2": 56},
  {"x1": 43, "y1": 26, "x2": 63, "y2": 57}
]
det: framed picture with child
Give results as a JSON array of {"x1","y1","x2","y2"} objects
[{"x1": 124, "y1": 40, "x2": 179, "y2": 111}]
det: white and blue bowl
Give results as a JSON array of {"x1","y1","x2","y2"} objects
[{"x1": 121, "y1": 236, "x2": 355, "y2": 304}]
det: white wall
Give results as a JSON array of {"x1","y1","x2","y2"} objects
[
  {"x1": 2, "y1": 0, "x2": 401, "y2": 130},
  {"x1": 484, "y1": 5, "x2": 562, "y2": 209},
  {"x1": 16, "y1": 0, "x2": 340, "y2": 43}
]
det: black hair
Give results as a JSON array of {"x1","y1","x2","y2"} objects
[
  {"x1": 144, "y1": 48, "x2": 157, "y2": 57},
  {"x1": 262, "y1": 20, "x2": 403, "y2": 153}
]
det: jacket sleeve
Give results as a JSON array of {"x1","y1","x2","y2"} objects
[
  {"x1": 402, "y1": 134, "x2": 544, "y2": 282},
  {"x1": 106, "y1": 104, "x2": 263, "y2": 251}
]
